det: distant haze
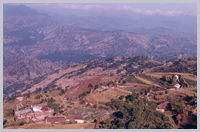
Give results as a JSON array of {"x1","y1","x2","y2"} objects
[
  {"x1": 22, "y1": 3, "x2": 197, "y2": 16},
  {"x1": 4, "y1": 3, "x2": 197, "y2": 34}
]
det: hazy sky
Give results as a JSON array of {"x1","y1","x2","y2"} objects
[{"x1": 22, "y1": 3, "x2": 197, "y2": 16}]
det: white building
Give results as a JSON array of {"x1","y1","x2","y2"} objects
[
  {"x1": 102, "y1": 85, "x2": 109, "y2": 89},
  {"x1": 174, "y1": 83, "x2": 181, "y2": 89},
  {"x1": 31, "y1": 105, "x2": 42, "y2": 112},
  {"x1": 65, "y1": 115, "x2": 84, "y2": 123},
  {"x1": 174, "y1": 75, "x2": 179, "y2": 80}
]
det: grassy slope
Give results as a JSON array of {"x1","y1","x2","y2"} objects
[
  {"x1": 85, "y1": 88, "x2": 131, "y2": 103},
  {"x1": 135, "y1": 76, "x2": 161, "y2": 87}
]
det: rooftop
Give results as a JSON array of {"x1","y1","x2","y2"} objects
[
  {"x1": 33, "y1": 105, "x2": 42, "y2": 110},
  {"x1": 41, "y1": 106, "x2": 51, "y2": 111},
  {"x1": 46, "y1": 116, "x2": 66, "y2": 122},
  {"x1": 15, "y1": 109, "x2": 32, "y2": 115}
]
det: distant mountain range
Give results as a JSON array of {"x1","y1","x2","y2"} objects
[{"x1": 3, "y1": 4, "x2": 197, "y2": 91}]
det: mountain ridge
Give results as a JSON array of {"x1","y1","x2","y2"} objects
[
  {"x1": 3, "y1": 56, "x2": 197, "y2": 100},
  {"x1": 3, "y1": 4, "x2": 197, "y2": 95}
]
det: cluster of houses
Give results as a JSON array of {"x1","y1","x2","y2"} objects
[
  {"x1": 15, "y1": 105, "x2": 85, "y2": 124},
  {"x1": 15, "y1": 105, "x2": 54, "y2": 121},
  {"x1": 146, "y1": 75, "x2": 184, "y2": 99},
  {"x1": 146, "y1": 85, "x2": 181, "y2": 99}
]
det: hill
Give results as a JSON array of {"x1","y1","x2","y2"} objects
[
  {"x1": 155, "y1": 57, "x2": 197, "y2": 75},
  {"x1": 3, "y1": 56, "x2": 162, "y2": 98},
  {"x1": 3, "y1": 4, "x2": 197, "y2": 89}
]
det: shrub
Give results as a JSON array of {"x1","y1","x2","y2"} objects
[
  {"x1": 60, "y1": 89, "x2": 65, "y2": 95},
  {"x1": 174, "y1": 103, "x2": 184, "y2": 114},
  {"x1": 17, "y1": 119, "x2": 26, "y2": 126},
  {"x1": 88, "y1": 84, "x2": 93, "y2": 88},
  {"x1": 78, "y1": 91, "x2": 90, "y2": 98},
  {"x1": 3, "y1": 119, "x2": 8, "y2": 127},
  {"x1": 40, "y1": 99, "x2": 45, "y2": 104},
  {"x1": 35, "y1": 94, "x2": 41, "y2": 99},
  {"x1": 162, "y1": 116, "x2": 169, "y2": 121},
  {"x1": 162, "y1": 123, "x2": 172, "y2": 129},
  {"x1": 119, "y1": 95, "x2": 124, "y2": 100},
  {"x1": 4, "y1": 109, "x2": 14, "y2": 117},
  {"x1": 67, "y1": 105, "x2": 72, "y2": 109},
  {"x1": 69, "y1": 119, "x2": 77, "y2": 124},
  {"x1": 117, "y1": 69, "x2": 121, "y2": 74},
  {"x1": 94, "y1": 85, "x2": 99, "y2": 89}
]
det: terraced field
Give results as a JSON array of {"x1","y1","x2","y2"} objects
[
  {"x1": 73, "y1": 108, "x2": 114, "y2": 122},
  {"x1": 85, "y1": 88, "x2": 131, "y2": 103},
  {"x1": 145, "y1": 73, "x2": 163, "y2": 79},
  {"x1": 135, "y1": 76, "x2": 161, "y2": 87},
  {"x1": 125, "y1": 75, "x2": 146, "y2": 84}
]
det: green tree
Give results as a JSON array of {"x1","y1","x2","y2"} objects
[
  {"x1": 162, "y1": 123, "x2": 172, "y2": 129},
  {"x1": 126, "y1": 92, "x2": 139, "y2": 101},
  {"x1": 174, "y1": 103, "x2": 184, "y2": 114}
]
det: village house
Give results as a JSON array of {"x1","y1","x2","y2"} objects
[
  {"x1": 101, "y1": 85, "x2": 109, "y2": 89},
  {"x1": 147, "y1": 89, "x2": 156, "y2": 98},
  {"x1": 147, "y1": 92, "x2": 151, "y2": 98},
  {"x1": 108, "y1": 84, "x2": 114, "y2": 89},
  {"x1": 174, "y1": 74, "x2": 179, "y2": 80},
  {"x1": 66, "y1": 114, "x2": 84, "y2": 123},
  {"x1": 168, "y1": 86, "x2": 176, "y2": 91},
  {"x1": 96, "y1": 87, "x2": 108, "y2": 93},
  {"x1": 45, "y1": 116, "x2": 66, "y2": 124},
  {"x1": 15, "y1": 109, "x2": 32, "y2": 119},
  {"x1": 174, "y1": 83, "x2": 181, "y2": 89},
  {"x1": 117, "y1": 84, "x2": 125, "y2": 88},
  {"x1": 156, "y1": 102, "x2": 171, "y2": 113}
]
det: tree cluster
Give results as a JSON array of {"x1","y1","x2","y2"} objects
[{"x1": 99, "y1": 93, "x2": 172, "y2": 129}]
